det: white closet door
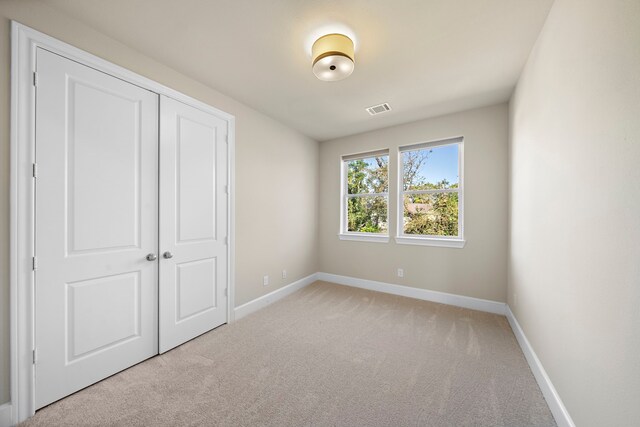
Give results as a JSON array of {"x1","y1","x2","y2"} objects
[
  {"x1": 159, "y1": 96, "x2": 228, "y2": 353},
  {"x1": 34, "y1": 48, "x2": 159, "y2": 408}
]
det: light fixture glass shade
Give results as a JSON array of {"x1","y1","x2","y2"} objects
[{"x1": 312, "y1": 33, "x2": 355, "y2": 81}]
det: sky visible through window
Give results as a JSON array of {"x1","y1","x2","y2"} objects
[
  {"x1": 413, "y1": 144, "x2": 458, "y2": 185},
  {"x1": 361, "y1": 158, "x2": 381, "y2": 168}
]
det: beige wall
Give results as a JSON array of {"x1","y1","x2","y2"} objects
[
  {"x1": 508, "y1": 0, "x2": 640, "y2": 425},
  {"x1": 319, "y1": 104, "x2": 509, "y2": 302},
  {"x1": 0, "y1": 0, "x2": 319, "y2": 405}
]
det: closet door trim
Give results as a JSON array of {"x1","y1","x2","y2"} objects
[{"x1": 9, "y1": 21, "x2": 236, "y2": 425}]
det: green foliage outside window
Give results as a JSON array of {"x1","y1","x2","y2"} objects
[
  {"x1": 402, "y1": 147, "x2": 459, "y2": 237},
  {"x1": 345, "y1": 146, "x2": 460, "y2": 236},
  {"x1": 347, "y1": 158, "x2": 388, "y2": 233},
  {"x1": 403, "y1": 188, "x2": 459, "y2": 236}
]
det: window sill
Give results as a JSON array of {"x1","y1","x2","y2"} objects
[
  {"x1": 394, "y1": 236, "x2": 466, "y2": 248},
  {"x1": 338, "y1": 233, "x2": 390, "y2": 243}
]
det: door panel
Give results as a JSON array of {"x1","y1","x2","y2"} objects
[
  {"x1": 67, "y1": 272, "x2": 141, "y2": 360},
  {"x1": 176, "y1": 258, "x2": 217, "y2": 321},
  {"x1": 35, "y1": 48, "x2": 159, "y2": 408},
  {"x1": 177, "y1": 116, "x2": 217, "y2": 242},
  {"x1": 159, "y1": 96, "x2": 228, "y2": 353},
  {"x1": 68, "y1": 79, "x2": 141, "y2": 253}
]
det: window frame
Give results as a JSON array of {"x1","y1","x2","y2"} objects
[
  {"x1": 395, "y1": 137, "x2": 465, "y2": 248},
  {"x1": 339, "y1": 149, "x2": 390, "y2": 243}
]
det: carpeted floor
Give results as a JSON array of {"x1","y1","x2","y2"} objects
[{"x1": 22, "y1": 281, "x2": 556, "y2": 426}]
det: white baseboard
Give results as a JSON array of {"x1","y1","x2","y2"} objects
[
  {"x1": 505, "y1": 306, "x2": 575, "y2": 427},
  {"x1": 234, "y1": 273, "x2": 319, "y2": 320},
  {"x1": 317, "y1": 272, "x2": 506, "y2": 315},
  {"x1": 234, "y1": 271, "x2": 506, "y2": 320},
  {"x1": 0, "y1": 402, "x2": 13, "y2": 427}
]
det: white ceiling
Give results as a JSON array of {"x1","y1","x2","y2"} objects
[{"x1": 42, "y1": 0, "x2": 554, "y2": 141}]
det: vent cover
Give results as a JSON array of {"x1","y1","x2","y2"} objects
[{"x1": 366, "y1": 103, "x2": 392, "y2": 116}]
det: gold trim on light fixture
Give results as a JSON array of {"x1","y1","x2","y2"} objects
[{"x1": 311, "y1": 33, "x2": 355, "y2": 81}]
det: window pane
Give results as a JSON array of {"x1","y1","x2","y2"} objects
[
  {"x1": 402, "y1": 144, "x2": 458, "y2": 191},
  {"x1": 347, "y1": 196, "x2": 388, "y2": 233},
  {"x1": 347, "y1": 156, "x2": 389, "y2": 194},
  {"x1": 403, "y1": 192, "x2": 458, "y2": 236}
]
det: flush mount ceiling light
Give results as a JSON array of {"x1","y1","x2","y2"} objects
[{"x1": 312, "y1": 33, "x2": 355, "y2": 82}]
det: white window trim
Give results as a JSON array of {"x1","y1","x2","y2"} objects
[
  {"x1": 339, "y1": 233, "x2": 390, "y2": 243},
  {"x1": 394, "y1": 236, "x2": 465, "y2": 248},
  {"x1": 339, "y1": 150, "x2": 390, "y2": 241},
  {"x1": 396, "y1": 137, "x2": 465, "y2": 248}
]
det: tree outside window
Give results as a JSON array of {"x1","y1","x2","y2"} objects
[
  {"x1": 343, "y1": 153, "x2": 388, "y2": 234},
  {"x1": 400, "y1": 140, "x2": 462, "y2": 238}
]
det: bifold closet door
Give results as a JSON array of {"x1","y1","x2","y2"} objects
[
  {"x1": 34, "y1": 48, "x2": 159, "y2": 409},
  {"x1": 159, "y1": 96, "x2": 228, "y2": 353}
]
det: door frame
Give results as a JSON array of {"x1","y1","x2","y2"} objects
[{"x1": 9, "y1": 21, "x2": 236, "y2": 424}]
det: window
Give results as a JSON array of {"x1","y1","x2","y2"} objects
[
  {"x1": 340, "y1": 150, "x2": 389, "y2": 242},
  {"x1": 397, "y1": 137, "x2": 464, "y2": 247}
]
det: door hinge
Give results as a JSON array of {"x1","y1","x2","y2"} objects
[
  {"x1": 32, "y1": 256, "x2": 38, "y2": 271},
  {"x1": 224, "y1": 185, "x2": 229, "y2": 194},
  {"x1": 32, "y1": 348, "x2": 37, "y2": 364},
  {"x1": 224, "y1": 288, "x2": 228, "y2": 297},
  {"x1": 32, "y1": 163, "x2": 38, "y2": 178},
  {"x1": 33, "y1": 71, "x2": 38, "y2": 87},
  {"x1": 224, "y1": 236, "x2": 228, "y2": 245},
  {"x1": 225, "y1": 134, "x2": 229, "y2": 144}
]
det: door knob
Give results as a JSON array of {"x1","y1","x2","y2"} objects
[
  {"x1": 163, "y1": 251, "x2": 173, "y2": 259},
  {"x1": 146, "y1": 253, "x2": 157, "y2": 261}
]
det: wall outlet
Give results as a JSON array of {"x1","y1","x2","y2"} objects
[
  {"x1": 282, "y1": 270, "x2": 287, "y2": 279},
  {"x1": 397, "y1": 268, "x2": 404, "y2": 278},
  {"x1": 263, "y1": 275, "x2": 269, "y2": 286}
]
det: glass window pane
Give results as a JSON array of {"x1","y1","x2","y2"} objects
[
  {"x1": 402, "y1": 144, "x2": 458, "y2": 191},
  {"x1": 402, "y1": 192, "x2": 458, "y2": 236},
  {"x1": 347, "y1": 195, "x2": 388, "y2": 233},
  {"x1": 347, "y1": 155, "x2": 389, "y2": 194}
]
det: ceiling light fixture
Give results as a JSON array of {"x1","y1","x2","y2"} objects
[{"x1": 311, "y1": 33, "x2": 355, "y2": 82}]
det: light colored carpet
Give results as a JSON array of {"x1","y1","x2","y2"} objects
[{"x1": 23, "y1": 281, "x2": 556, "y2": 427}]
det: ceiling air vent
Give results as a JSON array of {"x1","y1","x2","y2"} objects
[{"x1": 366, "y1": 103, "x2": 392, "y2": 116}]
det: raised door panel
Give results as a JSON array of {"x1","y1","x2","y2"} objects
[
  {"x1": 177, "y1": 116, "x2": 216, "y2": 243},
  {"x1": 176, "y1": 258, "x2": 217, "y2": 322},
  {"x1": 67, "y1": 272, "x2": 141, "y2": 360},
  {"x1": 68, "y1": 80, "x2": 141, "y2": 253}
]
